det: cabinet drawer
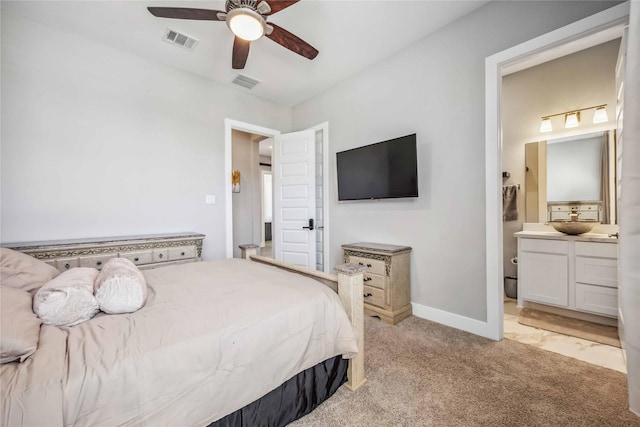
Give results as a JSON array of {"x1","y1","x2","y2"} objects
[
  {"x1": 349, "y1": 255, "x2": 386, "y2": 276},
  {"x1": 55, "y1": 257, "x2": 80, "y2": 272},
  {"x1": 363, "y1": 272, "x2": 385, "y2": 290},
  {"x1": 550, "y1": 205, "x2": 569, "y2": 212},
  {"x1": 79, "y1": 254, "x2": 116, "y2": 269},
  {"x1": 575, "y1": 283, "x2": 618, "y2": 317},
  {"x1": 168, "y1": 246, "x2": 196, "y2": 261},
  {"x1": 152, "y1": 249, "x2": 168, "y2": 262},
  {"x1": 578, "y1": 211, "x2": 599, "y2": 221},
  {"x1": 363, "y1": 285, "x2": 385, "y2": 308},
  {"x1": 575, "y1": 242, "x2": 617, "y2": 259},
  {"x1": 575, "y1": 256, "x2": 618, "y2": 288},
  {"x1": 550, "y1": 212, "x2": 571, "y2": 221},
  {"x1": 519, "y1": 238, "x2": 568, "y2": 254},
  {"x1": 119, "y1": 250, "x2": 153, "y2": 266}
]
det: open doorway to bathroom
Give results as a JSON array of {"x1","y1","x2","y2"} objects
[{"x1": 499, "y1": 24, "x2": 625, "y2": 373}]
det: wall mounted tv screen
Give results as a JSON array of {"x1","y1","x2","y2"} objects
[{"x1": 336, "y1": 133, "x2": 418, "y2": 201}]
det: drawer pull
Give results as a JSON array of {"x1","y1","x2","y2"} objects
[
  {"x1": 96, "y1": 261, "x2": 103, "y2": 266},
  {"x1": 364, "y1": 293, "x2": 373, "y2": 298},
  {"x1": 364, "y1": 277, "x2": 372, "y2": 282},
  {"x1": 181, "y1": 252, "x2": 185, "y2": 256},
  {"x1": 358, "y1": 262, "x2": 372, "y2": 267},
  {"x1": 134, "y1": 257, "x2": 140, "y2": 262},
  {"x1": 65, "y1": 263, "x2": 71, "y2": 269},
  {"x1": 158, "y1": 253, "x2": 163, "y2": 259}
]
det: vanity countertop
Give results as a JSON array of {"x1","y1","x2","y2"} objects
[{"x1": 514, "y1": 230, "x2": 618, "y2": 243}]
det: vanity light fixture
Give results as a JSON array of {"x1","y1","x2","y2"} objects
[
  {"x1": 538, "y1": 104, "x2": 608, "y2": 133},
  {"x1": 565, "y1": 111, "x2": 580, "y2": 128},
  {"x1": 593, "y1": 106, "x2": 609, "y2": 123},
  {"x1": 539, "y1": 117, "x2": 553, "y2": 133}
]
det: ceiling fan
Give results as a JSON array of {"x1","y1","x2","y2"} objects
[{"x1": 148, "y1": 0, "x2": 318, "y2": 70}]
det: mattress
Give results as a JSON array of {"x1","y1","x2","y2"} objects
[{"x1": 1, "y1": 258, "x2": 358, "y2": 426}]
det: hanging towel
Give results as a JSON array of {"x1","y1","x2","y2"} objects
[{"x1": 502, "y1": 185, "x2": 519, "y2": 222}]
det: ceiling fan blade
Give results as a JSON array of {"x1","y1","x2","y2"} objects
[
  {"x1": 147, "y1": 7, "x2": 225, "y2": 21},
  {"x1": 266, "y1": 23, "x2": 318, "y2": 60},
  {"x1": 264, "y1": 0, "x2": 300, "y2": 15},
  {"x1": 232, "y1": 37, "x2": 251, "y2": 70}
]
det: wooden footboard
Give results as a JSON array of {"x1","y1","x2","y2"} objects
[{"x1": 239, "y1": 247, "x2": 367, "y2": 391}]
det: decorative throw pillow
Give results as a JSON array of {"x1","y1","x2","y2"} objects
[
  {"x1": 0, "y1": 248, "x2": 60, "y2": 294},
  {"x1": 94, "y1": 258, "x2": 148, "y2": 314},
  {"x1": 1, "y1": 286, "x2": 42, "y2": 363},
  {"x1": 33, "y1": 267, "x2": 100, "y2": 327}
]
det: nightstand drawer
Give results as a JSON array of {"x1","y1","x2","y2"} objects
[
  {"x1": 152, "y1": 249, "x2": 168, "y2": 262},
  {"x1": 349, "y1": 255, "x2": 385, "y2": 276},
  {"x1": 119, "y1": 250, "x2": 153, "y2": 266},
  {"x1": 55, "y1": 257, "x2": 80, "y2": 272},
  {"x1": 363, "y1": 285, "x2": 385, "y2": 308},
  {"x1": 363, "y1": 272, "x2": 385, "y2": 290},
  {"x1": 79, "y1": 254, "x2": 117, "y2": 269},
  {"x1": 168, "y1": 246, "x2": 196, "y2": 261}
]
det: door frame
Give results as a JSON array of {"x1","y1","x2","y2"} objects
[
  {"x1": 225, "y1": 119, "x2": 330, "y2": 272},
  {"x1": 484, "y1": 3, "x2": 629, "y2": 340}
]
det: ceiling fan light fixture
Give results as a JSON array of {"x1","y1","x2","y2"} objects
[{"x1": 227, "y1": 8, "x2": 265, "y2": 41}]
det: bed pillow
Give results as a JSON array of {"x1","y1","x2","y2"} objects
[
  {"x1": 0, "y1": 248, "x2": 60, "y2": 294},
  {"x1": 1, "y1": 286, "x2": 42, "y2": 363},
  {"x1": 33, "y1": 267, "x2": 100, "y2": 327},
  {"x1": 95, "y1": 258, "x2": 148, "y2": 314}
]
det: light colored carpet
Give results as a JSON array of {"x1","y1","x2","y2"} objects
[
  {"x1": 290, "y1": 315, "x2": 638, "y2": 427},
  {"x1": 518, "y1": 307, "x2": 621, "y2": 348}
]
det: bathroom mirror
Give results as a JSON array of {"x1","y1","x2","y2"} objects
[{"x1": 524, "y1": 130, "x2": 616, "y2": 224}]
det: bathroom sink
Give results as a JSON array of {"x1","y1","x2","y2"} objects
[{"x1": 548, "y1": 220, "x2": 600, "y2": 235}]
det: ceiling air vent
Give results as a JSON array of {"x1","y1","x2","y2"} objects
[
  {"x1": 163, "y1": 28, "x2": 199, "y2": 51},
  {"x1": 232, "y1": 74, "x2": 261, "y2": 90}
]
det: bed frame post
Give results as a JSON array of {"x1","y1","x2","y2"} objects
[
  {"x1": 239, "y1": 244, "x2": 259, "y2": 259},
  {"x1": 334, "y1": 263, "x2": 367, "y2": 391}
]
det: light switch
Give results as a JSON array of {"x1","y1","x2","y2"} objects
[{"x1": 205, "y1": 195, "x2": 216, "y2": 205}]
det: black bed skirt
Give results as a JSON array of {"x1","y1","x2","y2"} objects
[{"x1": 208, "y1": 355, "x2": 348, "y2": 427}]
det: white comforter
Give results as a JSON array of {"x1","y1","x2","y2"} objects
[{"x1": 1, "y1": 258, "x2": 358, "y2": 426}]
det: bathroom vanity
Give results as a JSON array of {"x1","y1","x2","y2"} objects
[{"x1": 515, "y1": 227, "x2": 618, "y2": 320}]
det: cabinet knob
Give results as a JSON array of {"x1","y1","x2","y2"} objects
[
  {"x1": 134, "y1": 257, "x2": 139, "y2": 262},
  {"x1": 158, "y1": 253, "x2": 163, "y2": 258},
  {"x1": 65, "y1": 263, "x2": 70, "y2": 269},
  {"x1": 181, "y1": 252, "x2": 185, "y2": 256},
  {"x1": 96, "y1": 261, "x2": 102, "y2": 266}
]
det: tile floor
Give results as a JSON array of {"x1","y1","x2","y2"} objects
[{"x1": 504, "y1": 299, "x2": 627, "y2": 373}]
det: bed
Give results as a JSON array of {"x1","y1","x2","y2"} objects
[{"x1": 0, "y1": 238, "x2": 366, "y2": 427}]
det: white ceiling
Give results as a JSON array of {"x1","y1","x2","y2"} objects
[{"x1": 3, "y1": 0, "x2": 490, "y2": 107}]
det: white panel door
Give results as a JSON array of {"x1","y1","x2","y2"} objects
[{"x1": 273, "y1": 129, "x2": 316, "y2": 268}]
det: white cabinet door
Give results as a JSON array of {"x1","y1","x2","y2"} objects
[{"x1": 520, "y1": 251, "x2": 569, "y2": 307}]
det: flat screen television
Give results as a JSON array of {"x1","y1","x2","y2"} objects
[{"x1": 336, "y1": 133, "x2": 418, "y2": 201}]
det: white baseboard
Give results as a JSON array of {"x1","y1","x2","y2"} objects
[{"x1": 411, "y1": 302, "x2": 494, "y2": 339}]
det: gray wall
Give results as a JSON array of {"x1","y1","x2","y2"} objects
[
  {"x1": 1, "y1": 11, "x2": 292, "y2": 259},
  {"x1": 292, "y1": 1, "x2": 620, "y2": 322}
]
